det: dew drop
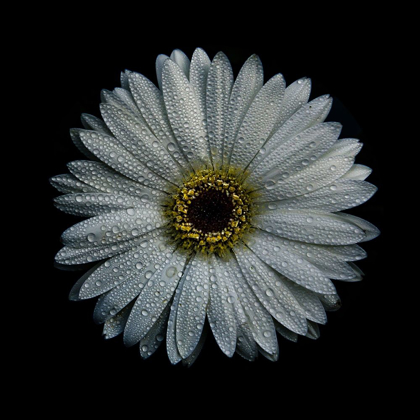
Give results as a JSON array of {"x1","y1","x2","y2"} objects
[
  {"x1": 87, "y1": 233, "x2": 96, "y2": 242},
  {"x1": 265, "y1": 288, "x2": 274, "y2": 297},
  {"x1": 166, "y1": 266, "x2": 177, "y2": 278},
  {"x1": 264, "y1": 179, "x2": 276, "y2": 190}
]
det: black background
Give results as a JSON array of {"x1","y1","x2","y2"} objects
[{"x1": 22, "y1": 23, "x2": 401, "y2": 413}]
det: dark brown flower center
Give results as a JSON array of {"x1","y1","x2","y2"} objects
[{"x1": 187, "y1": 188, "x2": 234, "y2": 234}]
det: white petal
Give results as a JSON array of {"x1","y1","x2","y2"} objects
[
  {"x1": 342, "y1": 164, "x2": 372, "y2": 181},
  {"x1": 55, "y1": 237, "x2": 141, "y2": 266},
  {"x1": 100, "y1": 103, "x2": 183, "y2": 182},
  {"x1": 61, "y1": 207, "x2": 165, "y2": 248},
  {"x1": 206, "y1": 51, "x2": 234, "y2": 167},
  {"x1": 280, "y1": 277, "x2": 327, "y2": 324},
  {"x1": 50, "y1": 174, "x2": 98, "y2": 194},
  {"x1": 275, "y1": 322, "x2": 299, "y2": 342},
  {"x1": 127, "y1": 71, "x2": 165, "y2": 126},
  {"x1": 170, "y1": 49, "x2": 191, "y2": 79},
  {"x1": 236, "y1": 322, "x2": 258, "y2": 361},
  {"x1": 258, "y1": 179, "x2": 377, "y2": 212},
  {"x1": 139, "y1": 304, "x2": 169, "y2": 359},
  {"x1": 273, "y1": 77, "x2": 312, "y2": 132},
  {"x1": 226, "y1": 257, "x2": 279, "y2": 356},
  {"x1": 166, "y1": 274, "x2": 184, "y2": 365},
  {"x1": 258, "y1": 155, "x2": 355, "y2": 202},
  {"x1": 181, "y1": 326, "x2": 208, "y2": 367},
  {"x1": 229, "y1": 73, "x2": 286, "y2": 169},
  {"x1": 123, "y1": 250, "x2": 187, "y2": 347},
  {"x1": 77, "y1": 129, "x2": 172, "y2": 191},
  {"x1": 259, "y1": 346, "x2": 279, "y2": 362},
  {"x1": 68, "y1": 263, "x2": 99, "y2": 301},
  {"x1": 250, "y1": 122, "x2": 342, "y2": 184},
  {"x1": 69, "y1": 128, "x2": 99, "y2": 160},
  {"x1": 77, "y1": 243, "x2": 152, "y2": 300},
  {"x1": 334, "y1": 212, "x2": 380, "y2": 242},
  {"x1": 102, "y1": 303, "x2": 133, "y2": 339},
  {"x1": 247, "y1": 94, "x2": 332, "y2": 176},
  {"x1": 207, "y1": 254, "x2": 237, "y2": 357},
  {"x1": 322, "y1": 138, "x2": 362, "y2": 159},
  {"x1": 300, "y1": 253, "x2": 358, "y2": 281},
  {"x1": 319, "y1": 244, "x2": 367, "y2": 261},
  {"x1": 91, "y1": 230, "x2": 174, "y2": 324},
  {"x1": 243, "y1": 237, "x2": 365, "y2": 280},
  {"x1": 347, "y1": 262, "x2": 364, "y2": 281},
  {"x1": 234, "y1": 245, "x2": 308, "y2": 335},
  {"x1": 155, "y1": 54, "x2": 169, "y2": 90},
  {"x1": 253, "y1": 209, "x2": 366, "y2": 245},
  {"x1": 223, "y1": 54, "x2": 264, "y2": 167},
  {"x1": 162, "y1": 59, "x2": 210, "y2": 167},
  {"x1": 53, "y1": 192, "x2": 148, "y2": 217},
  {"x1": 81, "y1": 113, "x2": 112, "y2": 135},
  {"x1": 189, "y1": 48, "x2": 211, "y2": 134},
  {"x1": 245, "y1": 229, "x2": 336, "y2": 295},
  {"x1": 317, "y1": 293, "x2": 342, "y2": 312},
  {"x1": 101, "y1": 88, "x2": 145, "y2": 122},
  {"x1": 127, "y1": 71, "x2": 189, "y2": 170},
  {"x1": 67, "y1": 160, "x2": 167, "y2": 202},
  {"x1": 306, "y1": 321, "x2": 321, "y2": 340},
  {"x1": 175, "y1": 254, "x2": 210, "y2": 359}
]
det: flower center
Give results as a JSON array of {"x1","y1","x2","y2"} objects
[
  {"x1": 187, "y1": 188, "x2": 234, "y2": 234},
  {"x1": 164, "y1": 168, "x2": 253, "y2": 256}
]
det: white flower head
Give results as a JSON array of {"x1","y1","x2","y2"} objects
[{"x1": 51, "y1": 48, "x2": 379, "y2": 365}]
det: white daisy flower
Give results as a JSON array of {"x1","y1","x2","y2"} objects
[{"x1": 51, "y1": 47, "x2": 379, "y2": 365}]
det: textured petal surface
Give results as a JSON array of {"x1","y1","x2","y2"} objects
[
  {"x1": 258, "y1": 155, "x2": 355, "y2": 202},
  {"x1": 223, "y1": 54, "x2": 264, "y2": 166},
  {"x1": 256, "y1": 179, "x2": 377, "y2": 212},
  {"x1": 189, "y1": 48, "x2": 211, "y2": 123},
  {"x1": 253, "y1": 209, "x2": 366, "y2": 245},
  {"x1": 123, "y1": 250, "x2": 187, "y2": 347},
  {"x1": 139, "y1": 304, "x2": 170, "y2": 359},
  {"x1": 50, "y1": 174, "x2": 98, "y2": 194},
  {"x1": 226, "y1": 256, "x2": 279, "y2": 356},
  {"x1": 127, "y1": 70, "x2": 190, "y2": 171},
  {"x1": 206, "y1": 52, "x2": 233, "y2": 167},
  {"x1": 61, "y1": 207, "x2": 165, "y2": 248},
  {"x1": 175, "y1": 254, "x2": 210, "y2": 358},
  {"x1": 77, "y1": 129, "x2": 172, "y2": 191},
  {"x1": 250, "y1": 122, "x2": 342, "y2": 184},
  {"x1": 91, "y1": 229, "x2": 173, "y2": 324},
  {"x1": 229, "y1": 74, "x2": 286, "y2": 169},
  {"x1": 207, "y1": 255, "x2": 237, "y2": 357},
  {"x1": 234, "y1": 245, "x2": 308, "y2": 335},
  {"x1": 99, "y1": 103, "x2": 183, "y2": 181},
  {"x1": 247, "y1": 94, "x2": 332, "y2": 177},
  {"x1": 162, "y1": 59, "x2": 209, "y2": 166},
  {"x1": 54, "y1": 192, "x2": 146, "y2": 217},
  {"x1": 67, "y1": 160, "x2": 167, "y2": 202},
  {"x1": 246, "y1": 229, "x2": 337, "y2": 295}
]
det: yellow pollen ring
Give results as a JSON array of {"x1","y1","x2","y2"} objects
[{"x1": 163, "y1": 167, "x2": 254, "y2": 257}]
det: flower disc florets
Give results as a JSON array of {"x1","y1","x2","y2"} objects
[{"x1": 165, "y1": 167, "x2": 254, "y2": 256}]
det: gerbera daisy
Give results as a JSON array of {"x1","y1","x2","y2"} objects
[{"x1": 51, "y1": 47, "x2": 379, "y2": 365}]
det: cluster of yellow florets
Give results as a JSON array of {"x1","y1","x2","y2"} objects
[{"x1": 164, "y1": 168, "x2": 254, "y2": 256}]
